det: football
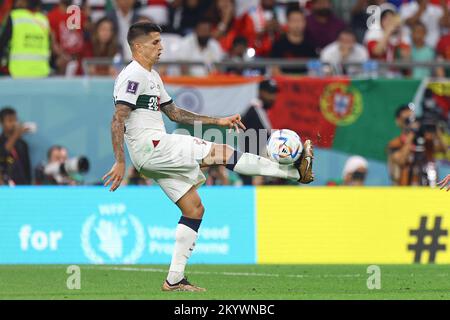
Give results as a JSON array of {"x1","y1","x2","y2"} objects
[{"x1": 267, "y1": 129, "x2": 303, "y2": 164}]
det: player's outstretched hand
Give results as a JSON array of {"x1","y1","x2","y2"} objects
[
  {"x1": 103, "y1": 162, "x2": 126, "y2": 192},
  {"x1": 217, "y1": 114, "x2": 246, "y2": 133},
  {"x1": 438, "y1": 174, "x2": 450, "y2": 192}
]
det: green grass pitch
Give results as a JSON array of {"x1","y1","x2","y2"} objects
[{"x1": 1, "y1": 264, "x2": 449, "y2": 300}]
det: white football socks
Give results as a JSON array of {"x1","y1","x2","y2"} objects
[
  {"x1": 167, "y1": 223, "x2": 198, "y2": 285},
  {"x1": 232, "y1": 152, "x2": 300, "y2": 181}
]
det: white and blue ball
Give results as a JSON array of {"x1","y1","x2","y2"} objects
[{"x1": 267, "y1": 129, "x2": 303, "y2": 164}]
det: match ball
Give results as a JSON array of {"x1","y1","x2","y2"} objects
[{"x1": 267, "y1": 129, "x2": 303, "y2": 165}]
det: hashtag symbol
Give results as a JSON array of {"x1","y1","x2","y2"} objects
[{"x1": 408, "y1": 216, "x2": 448, "y2": 264}]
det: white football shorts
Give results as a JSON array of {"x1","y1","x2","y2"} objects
[{"x1": 126, "y1": 131, "x2": 212, "y2": 203}]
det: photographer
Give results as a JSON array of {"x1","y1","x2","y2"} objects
[
  {"x1": 0, "y1": 107, "x2": 32, "y2": 185},
  {"x1": 342, "y1": 156, "x2": 369, "y2": 186},
  {"x1": 387, "y1": 99, "x2": 447, "y2": 186},
  {"x1": 35, "y1": 145, "x2": 89, "y2": 185}
]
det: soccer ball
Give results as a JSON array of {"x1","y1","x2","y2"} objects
[{"x1": 267, "y1": 129, "x2": 303, "y2": 164}]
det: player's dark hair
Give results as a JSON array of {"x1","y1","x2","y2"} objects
[
  {"x1": 395, "y1": 104, "x2": 410, "y2": 119},
  {"x1": 127, "y1": 22, "x2": 162, "y2": 47},
  {"x1": 0, "y1": 107, "x2": 16, "y2": 123},
  {"x1": 286, "y1": 3, "x2": 304, "y2": 18}
]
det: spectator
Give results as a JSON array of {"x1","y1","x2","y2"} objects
[
  {"x1": 0, "y1": 0, "x2": 51, "y2": 78},
  {"x1": 305, "y1": 0, "x2": 347, "y2": 53},
  {"x1": 270, "y1": 5, "x2": 317, "y2": 75},
  {"x1": 238, "y1": 79, "x2": 278, "y2": 186},
  {"x1": 387, "y1": 104, "x2": 446, "y2": 186},
  {"x1": 79, "y1": 17, "x2": 121, "y2": 76},
  {"x1": 0, "y1": 0, "x2": 16, "y2": 75},
  {"x1": 247, "y1": 0, "x2": 284, "y2": 57},
  {"x1": 364, "y1": 7, "x2": 410, "y2": 61},
  {"x1": 342, "y1": 155, "x2": 369, "y2": 186},
  {"x1": 167, "y1": 0, "x2": 209, "y2": 35},
  {"x1": 320, "y1": 29, "x2": 369, "y2": 75},
  {"x1": 126, "y1": 166, "x2": 152, "y2": 185},
  {"x1": 224, "y1": 36, "x2": 260, "y2": 75},
  {"x1": 206, "y1": 0, "x2": 255, "y2": 53},
  {"x1": 0, "y1": 107, "x2": 32, "y2": 185},
  {"x1": 34, "y1": 145, "x2": 81, "y2": 185},
  {"x1": 436, "y1": 31, "x2": 450, "y2": 77},
  {"x1": 0, "y1": 0, "x2": 14, "y2": 25},
  {"x1": 178, "y1": 18, "x2": 225, "y2": 76},
  {"x1": 205, "y1": 166, "x2": 230, "y2": 185},
  {"x1": 400, "y1": 0, "x2": 450, "y2": 49},
  {"x1": 47, "y1": 0, "x2": 88, "y2": 75},
  {"x1": 409, "y1": 22, "x2": 435, "y2": 78},
  {"x1": 351, "y1": 0, "x2": 388, "y2": 44},
  {"x1": 107, "y1": 0, "x2": 142, "y2": 62}
]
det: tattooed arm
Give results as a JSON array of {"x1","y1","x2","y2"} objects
[
  {"x1": 161, "y1": 101, "x2": 246, "y2": 131},
  {"x1": 161, "y1": 101, "x2": 220, "y2": 125},
  {"x1": 103, "y1": 104, "x2": 131, "y2": 191}
]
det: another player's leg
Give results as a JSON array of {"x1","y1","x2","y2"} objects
[
  {"x1": 162, "y1": 186, "x2": 206, "y2": 292},
  {"x1": 201, "y1": 141, "x2": 314, "y2": 184}
]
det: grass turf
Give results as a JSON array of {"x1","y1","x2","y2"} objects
[{"x1": 0, "y1": 264, "x2": 449, "y2": 300}]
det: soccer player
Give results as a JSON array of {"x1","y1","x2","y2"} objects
[
  {"x1": 103, "y1": 22, "x2": 314, "y2": 292},
  {"x1": 438, "y1": 174, "x2": 450, "y2": 191}
]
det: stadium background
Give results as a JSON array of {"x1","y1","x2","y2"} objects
[{"x1": 1, "y1": 0, "x2": 450, "y2": 271}]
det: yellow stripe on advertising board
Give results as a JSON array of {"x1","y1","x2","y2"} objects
[{"x1": 256, "y1": 187, "x2": 450, "y2": 264}]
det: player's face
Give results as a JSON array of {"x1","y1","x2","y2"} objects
[{"x1": 135, "y1": 32, "x2": 163, "y2": 64}]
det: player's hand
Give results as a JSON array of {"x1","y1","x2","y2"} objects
[
  {"x1": 103, "y1": 162, "x2": 126, "y2": 192},
  {"x1": 217, "y1": 114, "x2": 246, "y2": 133},
  {"x1": 438, "y1": 174, "x2": 450, "y2": 192}
]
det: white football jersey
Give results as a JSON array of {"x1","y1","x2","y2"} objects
[{"x1": 113, "y1": 60, "x2": 172, "y2": 133}]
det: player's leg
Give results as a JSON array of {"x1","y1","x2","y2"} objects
[
  {"x1": 201, "y1": 142, "x2": 314, "y2": 183},
  {"x1": 162, "y1": 185, "x2": 206, "y2": 292}
]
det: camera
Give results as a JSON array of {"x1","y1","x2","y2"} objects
[
  {"x1": 42, "y1": 156, "x2": 90, "y2": 184},
  {"x1": 44, "y1": 156, "x2": 89, "y2": 176},
  {"x1": 419, "y1": 89, "x2": 447, "y2": 133},
  {"x1": 403, "y1": 90, "x2": 447, "y2": 186}
]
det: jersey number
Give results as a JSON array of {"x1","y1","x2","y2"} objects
[{"x1": 148, "y1": 96, "x2": 159, "y2": 111}]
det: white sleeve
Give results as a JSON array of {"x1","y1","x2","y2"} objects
[{"x1": 114, "y1": 74, "x2": 146, "y2": 109}]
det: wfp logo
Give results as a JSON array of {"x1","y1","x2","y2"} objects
[{"x1": 81, "y1": 203, "x2": 145, "y2": 264}]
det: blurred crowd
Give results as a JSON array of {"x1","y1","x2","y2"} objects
[
  {"x1": 0, "y1": 0, "x2": 450, "y2": 78},
  {"x1": 1, "y1": 77, "x2": 448, "y2": 187}
]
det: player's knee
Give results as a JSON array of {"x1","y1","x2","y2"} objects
[
  {"x1": 196, "y1": 202, "x2": 205, "y2": 219},
  {"x1": 183, "y1": 201, "x2": 204, "y2": 219}
]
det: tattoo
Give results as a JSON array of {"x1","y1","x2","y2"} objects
[
  {"x1": 161, "y1": 102, "x2": 219, "y2": 125},
  {"x1": 111, "y1": 104, "x2": 131, "y2": 163}
]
